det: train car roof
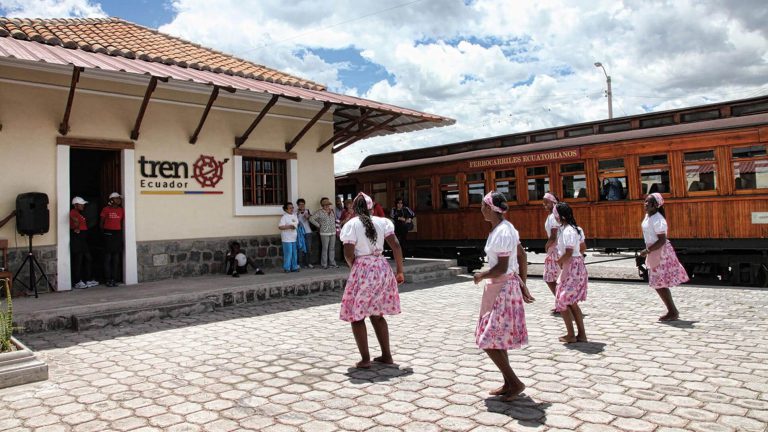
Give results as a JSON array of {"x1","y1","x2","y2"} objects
[{"x1": 349, "y1": 96, "x2": 768, "y2": 174}]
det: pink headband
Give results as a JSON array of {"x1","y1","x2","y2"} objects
[
  {"x1": 552, "y1": 204, "x2": 560, "y2": 220},
  {"x1": 482, "y1": 192, "x2": 506, "y2": 214},
  {"x1": 356, "y1": 192, "x2": 373, "y2": 210},
  {"x1": 543, "y1": 193, "x2": 558, "y2": 203},
  {"x1": 650, "y1": 192, "x2": 664, "y2": 207}
]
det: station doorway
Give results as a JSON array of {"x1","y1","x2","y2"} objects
[{"x1": 69, "y1": 148, "x2": 122, "y2": 285}]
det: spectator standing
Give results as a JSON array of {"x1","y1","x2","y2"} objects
[
  {"x1": 372, "y1": 200, "x2": 386, "y2": 218},
  {"x1": 310, "y1": 197, "x2": 339, "y2": 269},
  {"x1": 296, "y1": 198, "x2": 314, "y2": 269},
  {"x1": 70, "y1": 197, "x2": 97, "y2": 289},
  {"x1": 278, "y1": 202, "x2": 300, "y2": 273},
  {"x1": 390, "y1": 198, "x2": 415, "y2": 257},
  {"x1": 339, "y1": 199, "x2": 355, "y2": 227},
  {"x1": 100, "y1": 192, "x2": 124, "y2": 287},
  {"x1": 335, "y1": 196, "x2": 344, "y2": 220}
]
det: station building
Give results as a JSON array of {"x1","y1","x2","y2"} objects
[{"x1": 0, "y1": 17, "x2": 453, "y2": 291}]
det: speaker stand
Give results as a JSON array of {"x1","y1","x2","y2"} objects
[{"x1": 13, "y1": 235, "x2": 55, "y2": 298}]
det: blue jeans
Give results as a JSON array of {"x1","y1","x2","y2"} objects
[{"x1": 282, "y1": 242, "x2": 299, "y2": 271}]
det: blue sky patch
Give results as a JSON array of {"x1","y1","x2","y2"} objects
[{"x1": 306, "y1": 47, "x2": 395, "y2": 92}]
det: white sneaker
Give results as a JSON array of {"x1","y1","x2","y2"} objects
[
  {"x1": 73, "y1": 281, "x2": 87, "y2": 289},
  {"x1": 86, "y1": 280, "x2": 99, "y2": 287}
]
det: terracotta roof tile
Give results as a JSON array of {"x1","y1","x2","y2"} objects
[{"x1": 0, "y1": 16, "x2": 325, "y2": 90}]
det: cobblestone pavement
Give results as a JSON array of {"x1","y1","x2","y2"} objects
[{"x1": 2, "y1": 277, "x2": 768, "y2": 432}]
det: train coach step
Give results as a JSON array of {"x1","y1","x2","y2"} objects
[{"x1": 72, "y1": 301, "x2": 216, "y2": 331}]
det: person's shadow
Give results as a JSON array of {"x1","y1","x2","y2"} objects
[
  {"x1": 659, "y1": 320, "x2": 698, "y2": 329},
  {"x1": 344, "y1": 364, "x2": 414, "y2": 384},
  {"x1": 484, "y1": 394, "x2": 551, "y2": 427},
  {"x1": 564, "y1": 341, "x2": 607, "y2": 354}
]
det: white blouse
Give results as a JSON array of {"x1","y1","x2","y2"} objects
[
  {"x1": 339, "y1": 216, "x2": 395, "y2": 257},
  {"x1": 557, "y1": 225, "x2": 585, "y2": 258},
  {"x1": 484, "y1": 220, "x2": 520, "y2": 275},
  {"x1": 544, "y1": 213, "x2": 560, "y2": 236},
  {"x1": 642, "y1": 213, "x2": 668, "y2": 246}
]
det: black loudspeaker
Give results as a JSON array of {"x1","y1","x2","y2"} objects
[{"x1": 16, "y1": 192, "x2": 50, "y2": 235}]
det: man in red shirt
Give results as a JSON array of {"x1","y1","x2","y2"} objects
[
  {"x1": 372, "y1": 200, "x2": 386, "y2": 218},
  {"x1": 100, "y1": 192, "x2": 125, "y2": 287},
  {"x1": 70, "y1": 196, "x2": 96, "y2": 289}
]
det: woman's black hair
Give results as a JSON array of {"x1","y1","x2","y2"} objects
[
  {"x1": 555, "y1": 202, "x2": 579, "y2": 231},
  {"x1": 353, "y1": 196, "x2": 377, "y2": 244},
  {"x1": 282, "y1": 202, "x2": 293, "y2": 211},
  {"x1": 647, "y1": 195, "x2": 666, "y2": 218},
  {"x1": 395, "y1": 198, "x2": 404, "y2": 205},
  {"x1": 487, "y1": 191, "x2": 509, "y2": 213}
]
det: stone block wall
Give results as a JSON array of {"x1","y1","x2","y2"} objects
[
  {"x1": 138, "y1": 235, "x2": 298, "y2": 282},
  {"x1": 5, "y1": 242, "x2": 57, "y2": 291}
]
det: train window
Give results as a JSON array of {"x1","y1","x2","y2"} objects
[
  {"x1": 372, "y1": 182, "x2": 388, "y2": 208},
  {"x1": 440, "y1": 176, "x2": 459, "y2": 210},
  {"x1": 683, "y1": 150, "x2": 717, "y2": 193},
  {"x1": 639, "y1": 154, "x2": 671, "y2": 195},
  {"x1": 598, "y1": 158, "x2": 627, "y2": 201},
  {"x1": 681, "y1": 109, "x2": 720, "y2": 123},
  {"x1": 560, "y1": 163, "x2": 587, "y2": 199},
  {"x1": 393, "y1": 180, "x2": 408, "y2": 206},
  {"x1": 639, "y1": 116, "x2": 675, "y2": 128},
  {"x1": 467, "y1": 172, "x2": 486, "y2": 205},
  {"x1": 414, "y1": 177, "x2": 433, "y2": 210},
  {"x1": 526, "y1": 166, "x2": 549, "y2": 201},
  {"x1": 495, "y1": 170, "x2": 517, "y2": 202},
  {"x1": 732, "y1": 145, "x2": 768, "y2": 190}
]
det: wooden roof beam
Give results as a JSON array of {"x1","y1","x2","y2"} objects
[
  {"x1": 235, "y1": 94, "x2": 279, "y2": 148},
  {"x1": 333, "y1": 114, "x2": 401, "y2": 153},
  {"x1": 58, "y1": 66, "x2": 84, "y2": 135},
  {"x1": 334, "y1": 111, "x2": 396, "y2": 131},
  {"x1": 189, "y1": 85, "x2": 236, "y2": 144},
  {"x1": 317, "y1": 109, "x2": 372, "y2": 152},
  {"x1": 130, "y1": 75, "x2": 169, "y2": 140},
  {"x1": 285, "y1": 102, "x2": 332, "y2": 152}
]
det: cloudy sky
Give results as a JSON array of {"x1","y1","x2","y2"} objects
[{"x1": 2, "y1": 0, "x2": 767, "y2": 173}]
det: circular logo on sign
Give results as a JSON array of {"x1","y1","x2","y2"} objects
[{"x1": 192, "y1": 155, "x2": 229, "y2": 188}]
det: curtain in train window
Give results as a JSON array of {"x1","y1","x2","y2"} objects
[
  {"x1": 494, "y1": 170, "x2": 517, "y2": 202},
  {"x1": 414, "y1": 177, "x2": 433, "y2": 210},
  {"x1": 371, "y1": 182, "x2": 388, "y2": 207},
  {"x1": 597, "y1": 158, "x2": 627, "y2": 201},
  {"x1": 526, "y1": 166, "x2": 549, "y2": 201},
  {"x1": 732, "y1": 145, "x2": 768, "y2": 190},
  {"x1": 683, "y1": 150, "x2": 717, "y2": 192},
  {"x1": 466, "y1": 172, "x2": 485, "y2": 205},
  {"x1": 560, "y1": 162, "x2": 587, "y2": 199},
  {"x1": 440, "y1": 175, "x2": 459, "y2": 209},
  {"x1": 639, "y1": 154, "x2": 671, "y2": 196}
]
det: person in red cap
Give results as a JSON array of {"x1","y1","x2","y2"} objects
[
  {"x1": 100, "y1": 192, "x2": 125, "y2": 287},
  {"x1": 640, "y1": 192, "x2": 688, "y2": 321},
  {"x1": 70, "y1": 196, "x2": 97, "y2": 289}
]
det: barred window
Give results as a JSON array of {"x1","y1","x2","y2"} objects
[{"x1": 242, "y1": 157, "x2": 287, "y2": 206}]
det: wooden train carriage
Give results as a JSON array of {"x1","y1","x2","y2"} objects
[{"x1": 336, "y1": 96, "x2": 768, "y2": 286}]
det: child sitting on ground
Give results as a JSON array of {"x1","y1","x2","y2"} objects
[{"x1": 225, "y1": 242, "x2": 265, "y2": 277}]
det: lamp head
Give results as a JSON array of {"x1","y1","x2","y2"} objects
[{"x1": 594, "y1": 62, "x2": 602, "y2": 67}]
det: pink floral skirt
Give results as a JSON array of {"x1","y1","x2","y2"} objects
[
  {"x1": 555, "y1": 256, "x2": 588, "y2": 312},
  {"x1": 339, "y1": 255, "x2": 401, "y2": 322},
  {"x1": 543, "y1": 245, "x2": 560, "y2": 283},
  {"x1": 475, "y1": 274, "x2": 528, "y2": 350},
  {"x1": 646, "y1": 241, "x2": 689, "y2": 289}
]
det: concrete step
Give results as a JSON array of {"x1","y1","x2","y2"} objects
[
  {"x1": 405, "y1": 267, "x2": 463, "y2": 283},
  {"x1": 73, "y1": 301, "x2": 215, "y2": 331}
]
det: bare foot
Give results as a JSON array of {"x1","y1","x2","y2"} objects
[
  {"x1": 501, "y1": 383, "x2": 526, "y2": 401},
  {"x1": 489, "y1": 385, "x2": 509, "y2": 396},
  {"x1": 659, "y1": 313, "x2": 679, "y2": 322},
  {"x1": 577, "y1": 335, "x2": 588, "y2": 343},
  {"x1": 355, "y1": 360, "x2": 371, "y2": 369},
  {"x1": 373, "y1": 355, "x2": 394, "y2": 364},
  {"x1": 559, "y1": 335, "x2": 577, "y2": 344}
]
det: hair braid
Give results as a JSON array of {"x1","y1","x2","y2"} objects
[{"x1": 353, "y1": 196, "x2": 377, "y2": 244}]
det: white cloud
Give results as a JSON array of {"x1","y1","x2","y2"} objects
[
  {"x1": 7, "y1": 0, "x2": 765, "y2": 174},
  {"x1": 0, "y1": 0, "x2": 106, "y2": 18}
]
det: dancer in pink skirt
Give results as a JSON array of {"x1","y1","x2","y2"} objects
[
  {"x1": 473, "y1": 191, "x2": 535, "y2": 401},
  {"x1": 542, "y1": 193, "x2": 561, "y2": 312},
  {"x1": 339, "y1": 193, "x2": 405, "y2": 368},
  {"x1": 639, "y1": 192, "x2": 688, "y2": 321},
  {"x1": 554, "y1": 202, "x2": 588, "y2": 343}
]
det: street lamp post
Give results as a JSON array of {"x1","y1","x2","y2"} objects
[{"x1": 594, "y1": 62, "x2": 613, "y2": 119}]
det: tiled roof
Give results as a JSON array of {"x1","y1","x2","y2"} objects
[{"x1": 0, "y1": 17, "x2": 325, "y2": 90}]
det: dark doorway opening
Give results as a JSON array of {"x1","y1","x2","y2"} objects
[{"x1": 70, "y1": 148, "x2": 122, "y2": 285}]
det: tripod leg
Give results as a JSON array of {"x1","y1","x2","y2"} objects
[{"x1": 31, "y1": 255, "x2": 54, "y2": 293}]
